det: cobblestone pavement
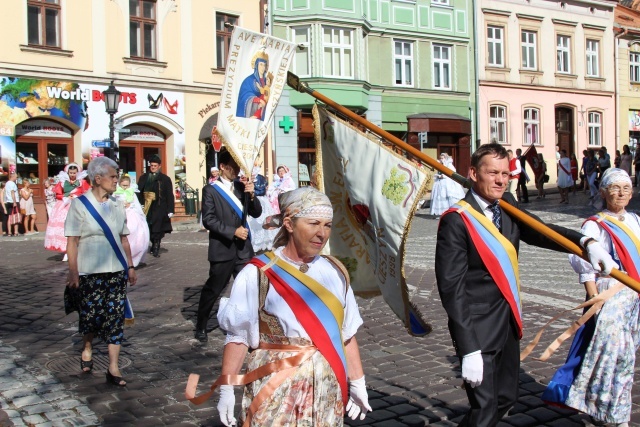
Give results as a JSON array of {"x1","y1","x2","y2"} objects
[{"x1": 0, "y1": 189, "x2": 639, "y2": 426}]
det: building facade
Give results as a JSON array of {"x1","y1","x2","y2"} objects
[
  {"x1": 0, "y1": 0, "x2": 263, "y2": 230},
  {"x1": 270, "y1": 0, "x2": 477, "y2": 183},
  {"x1": 615, "y1": 4, "x2": 640, "y2": 158},
  {"x1": 477, "y1": 0, "x2": 616, "y2": 182}
]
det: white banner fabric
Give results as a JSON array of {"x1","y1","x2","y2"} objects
[
  {"x1": 314, "y1": 105, "x2": 431, "y2": 336},
  {"x1": 215, "y1": 27, "x2": 296, "y2": 174}
]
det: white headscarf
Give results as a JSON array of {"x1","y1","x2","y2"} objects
[{"x1": 599, "y1": 168, "x2": 632, "y2": 189}]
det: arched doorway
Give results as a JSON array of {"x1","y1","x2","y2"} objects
[
  {"x1": 119, "y1": 125, "x2": 167, "y2": 184},
  {"x1": 15, "y1": 118, "x2": 75, "y2": 232},
  {"x1": 555, "y1": 106, "x2": 574, "y2": 158}
]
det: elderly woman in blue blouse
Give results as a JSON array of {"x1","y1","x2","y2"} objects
[
  {"x1": 542, "y1": 168, "x2": 640, "y2": 427},
  {"x1": 65, "y1": 157, "x2": 137, "y2": 387}
]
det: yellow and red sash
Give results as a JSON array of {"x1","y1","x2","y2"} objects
[
  {"x1": 587, "y1": 213, "x2": 640, "y2": 282},
  {"x1": 442, "y1": 200, "x2": 523, "y2": 337},
  {"x1": 249, "y1": 252, "x2": 349, "y2": 404}
]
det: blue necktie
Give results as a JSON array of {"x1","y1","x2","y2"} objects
[{"x1": 489, "y1": 201, "x2": 501, "y2": 231}]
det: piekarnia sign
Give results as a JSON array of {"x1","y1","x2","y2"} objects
[{"x1": 214, "y1": 27, "x2": 295, "y2": 173}]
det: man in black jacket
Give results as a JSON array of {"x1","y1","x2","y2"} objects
[
  {"x1": 137, "y1": 154, "x2": 174, "y2": 257},
  {"x1": 516, "y1": 148, "x2": 529, "y2": 203},
  {"x1": 435, "y1": 143, "x2": 615, "y2": 427},
  {"x1": 195, "y1": 149, "x2": 262, "y2": 342}
]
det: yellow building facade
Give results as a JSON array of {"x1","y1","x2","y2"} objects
[{"x1": 0, "y1": 0, "x2": 264, "y2": 228}]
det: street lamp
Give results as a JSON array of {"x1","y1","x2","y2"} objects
[{"x1": 102, "y1": 81, "x2": 121, "y2": 161}]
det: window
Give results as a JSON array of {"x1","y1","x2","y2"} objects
[
  {"x1": 27, "y1": 0, "x2": 61, "y2": 48},
  {"x1": 292, "y1": 26, "x2": 311, "y2": 77},
  {"x1": 521, "y1": 31, "x2": 537, "y2": 70},
  {"x1": 487, "y1": 26, "x2": 504, "y2": 67},
  {"x1": 394, "y1": 40, "x2": 413, "y2": 86},
  {"x1": 630, "y1": 52, "x2": 640, "y2": 83},
  {"x1": 489, "y1": 105, "x2": 507, "y2": 144},
  {"x1": 556, "y1": 35, "x2": 571, "y2": 73},
  {"x1": 216, "y1": 13, "x2": 239, "y2": 68},
  {"x1": 322, "y1": 27, "x2": 354, "y2": 78},
  {"x1": 586, "y1": 39, "x2": 599, "y2": 77},
  {"x1": 433, "y1": 44, "x2": 451, "y2": 89},
  {"x1": 523, "y1": 108, "x2": 540, "y2": 145},
  {"x1": 588, "y1": 112, "x2": 602, "y2": 146},
  {"x1": 130, "y1": 0, "x2": 156, "y2": 59}
]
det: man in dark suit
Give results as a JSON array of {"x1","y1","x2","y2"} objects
[
  {"x1": 195, "y1": 149, "x2": 262, "y2": 342},
  {"x1": 516, "y1": 148, "x2": 529, "y2": 203},
  {"x1": 137, "y1": 154, "x2": 174, "y2": 257},
  {"x1": 435, "y1": 143, "x2": 615, "y2": 427}
]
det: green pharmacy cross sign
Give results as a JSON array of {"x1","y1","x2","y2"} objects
[{"x1": 279, "y1": 116, "x2": 295, "y2": 133}]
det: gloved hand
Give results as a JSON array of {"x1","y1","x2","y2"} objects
[
  {"x1": 462, "y1": 351, "x2": 483, "y2": 388},
  {"x1": 217, "y1": 385, "x2": 236, "y2": 426},
  {"x1": 168, "y1": 213, "x2": 174, "y2": 218},
  {"x1": 346, "y1": 376, "x2": 372, "y2": 420},
  {"x1": 586, "y1": 242, "x2": 616, "y2": 275}
]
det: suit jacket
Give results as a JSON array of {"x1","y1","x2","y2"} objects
[
  {"x1": 201, "y1": 179, "x2": 262, "y2": 262},
  {"x1": 136, "y1": 172, "x2": 174, "y2": 233},
  {"x1": 435, "y1": 191, "x2": 583, "y2": 356}
]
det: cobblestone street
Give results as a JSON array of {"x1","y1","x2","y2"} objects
[{"x1": 0, "y1": 189, "x2": 639, "y2": 426}]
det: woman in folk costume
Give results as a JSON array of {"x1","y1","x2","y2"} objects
[
  {"x1": 45, "y1": 163, "x2": 91, "y2": 256},
  {"x1": 113, "y1": 175, "x2": 149, "y2": 266},
  {"x1": 430, "y1": 153, "x2": 465, "y2": 217},
  {"x1": 267, "y1": 165, "x2": 296, "y2": 213},
  {"x1": 542, "y1": 168, "x2": 640, "y2": 427},
  {"x1": 186, "y1": 187, "x2": 371, "y2": 426}
]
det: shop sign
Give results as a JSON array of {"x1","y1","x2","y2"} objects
[
  {"x1": 630, "y1": 111, "x2": 640, "y2": 132},
  {"x1": 120, "y1": 125, "x2": 165, "y2": 142},
  {"x1": 0, "y1": 124, "x2": 13, "y2": 137},
  {"x1": 15, "y1": 120, "x2": 73, "y2": 138}
]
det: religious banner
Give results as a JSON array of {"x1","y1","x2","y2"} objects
[
  {"x1": 314, "y1": 105, "x2": 432, "y2": 336},
  {"x1": 215, "y1": 27, "x2": 296, "y2": 174}
]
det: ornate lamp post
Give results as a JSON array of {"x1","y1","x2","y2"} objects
[{"x1": 102, "y1": 81, "x2": 121, "y2": 161}]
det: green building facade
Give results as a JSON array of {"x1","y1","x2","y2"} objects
[{"x1": 271, "y1": 0, "x2": 477, "y2": 182}]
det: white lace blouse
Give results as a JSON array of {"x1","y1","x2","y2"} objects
[
  {"x1": 569, "y1": 211, "x2": 640, "y2": 284},
  {"x1": 217, "y1": 247, "x2": 364, "y2": 349}
]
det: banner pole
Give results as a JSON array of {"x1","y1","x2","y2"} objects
[{"x1": 286, "y1": 71, "x2": 640, "y2": 294}]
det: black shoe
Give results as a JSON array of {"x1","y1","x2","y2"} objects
[
  {"x1": 195, "y1": 329, "x2": 208, "y2": 342},
  {"x1": 152, "y1": 241, "x2": 160, "y2": 257}
]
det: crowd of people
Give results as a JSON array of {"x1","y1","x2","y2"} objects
[{"x1": 3, "y1": 140, "x2": 639, "y2": 427}]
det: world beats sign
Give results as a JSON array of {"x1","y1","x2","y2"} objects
[{"x1": 91, "y1": 90, "x2": 137, "y2": 105}]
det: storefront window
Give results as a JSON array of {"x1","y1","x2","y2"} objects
[
  {"x1": 16, "y1": 142, "x2": 40, "y2": 185},
  {"x1": 298, "y1": 136, "x2": 315, "y2": 187},
  {"x1": 47, "y1": 143, "x2": 68, "y2": 178}
]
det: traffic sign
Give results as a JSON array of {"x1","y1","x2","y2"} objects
[
  {"x1": 92, "y1": 140, "x2": 111, "y2": 148},
  {"x1": 211, "y1": 126, "x2": 222, "y2": 152}
]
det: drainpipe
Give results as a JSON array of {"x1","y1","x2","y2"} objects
[
  {"x1": 613, "y1": 27, "x2": 627, "y2": 155},
  {"x1": 472, "y1": 0, "x2": 480, "y2": 152}
]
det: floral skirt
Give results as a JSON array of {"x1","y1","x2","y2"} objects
[
  {"x1": 242, "y1": 335, "x2": 343, "y2": 427},
  {"x1": 78, "y1": 270, "x2": 127, "y2": 345}
]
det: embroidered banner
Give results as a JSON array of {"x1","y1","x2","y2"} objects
[
  {"x1": 214, "y1": 27, "x2": 296, "y2": 174},
  {"x1": 313, "y1": 105, "x2": 432, "y2": 336}
]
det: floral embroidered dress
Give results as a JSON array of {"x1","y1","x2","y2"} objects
[
  {"x1": 217, "y1": 247, "x2": 363, "y2": 426},
  {"x1": 543, "y1": 211, "x2": 640, "y2": 424}
]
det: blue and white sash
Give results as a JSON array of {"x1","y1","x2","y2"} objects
[
  {"x1": 212, "y1": 180, "x2": 250, "y2": 238},
  {"x1": 77, "y1": 194, "x2": 134, "y2": 323}
]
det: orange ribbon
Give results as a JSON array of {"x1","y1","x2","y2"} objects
[{"x1": 185, "y1": 343, "x2": 317, "y2": 426}]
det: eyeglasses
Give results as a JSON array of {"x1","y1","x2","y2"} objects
[{"x1": 606, "y1": 185, "x2": 633, "y2": 195}]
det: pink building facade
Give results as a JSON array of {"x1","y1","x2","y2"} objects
[{"x1": 477, "y1": 0, "x2": 617, "y2": 183}]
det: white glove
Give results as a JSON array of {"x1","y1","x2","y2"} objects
[
  {"x1": 586, "y1": 242, "x2": 616, "y2": 275},
  {"x1": 217, "y1": 385, "x2": 236, "y2": 426},
  {"x1": 462, "y1": 352, "x2": 483, "y2": 388},
  {"x1": 167, "y1": 213, "x2": 174, "y2": 218},
  {"x1": 346, "y1": 376, "x2": 372, "y2": 420}
]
